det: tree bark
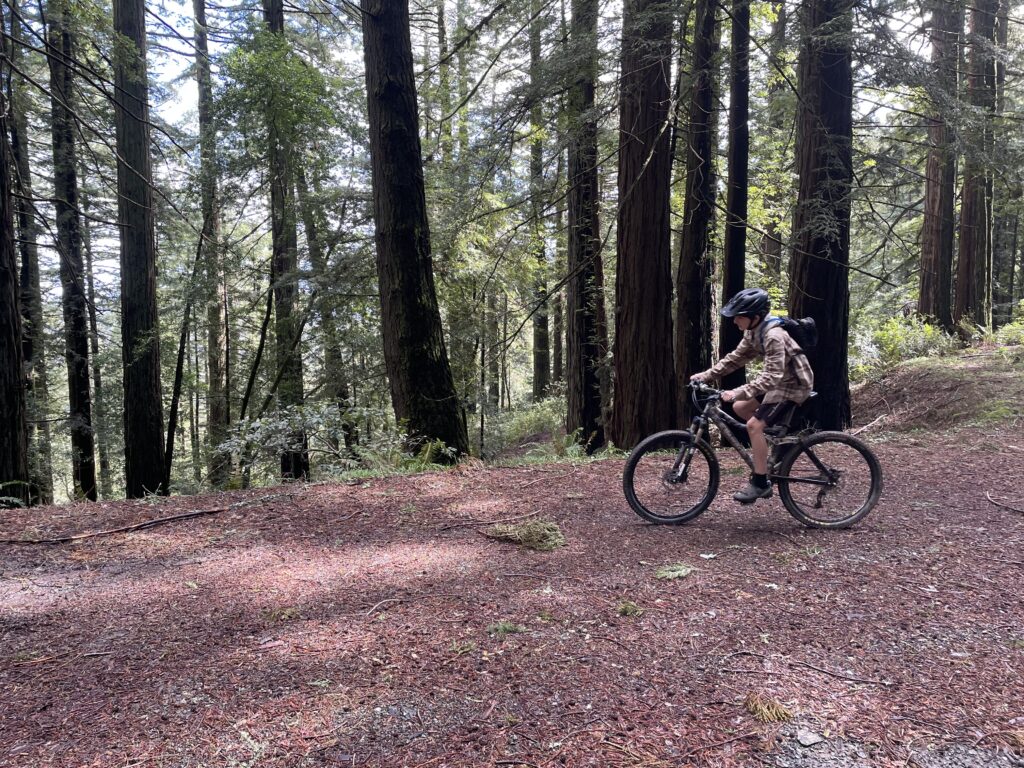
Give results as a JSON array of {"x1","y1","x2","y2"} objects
[
  {"x1": 487, "y1": 292, "x2": 500, "y2": 407},
  {"x1": 194, "y1": 0, "x2": 230, "y2": 487},
  {"x1": 48, "y1": 0, "x2": 97, "y2": 500},
  {"x1": 361, "y1": 0, "x2": 469, "y2": 458},
  {"x1": 955, "y1": 0, "x2": 997, "y2": 330},
  {"x1": 719, "y1": 0, "x2": 750, "y2": 393},
  {"x1": 759, "y1": 1, "x2": 787, "y2": 278},
  {"x1": 552, "y1": 179, "x2": 564, "y2": 386},
  {"x1": 787, "y1": 0, "x2": 854, "y2": 431},
  {"x1": 530, "y1": 0, "x2": 550, "y2": 402},
  {"x1": 0, "y1": 11, "x2": 31, "y2": 506},
  {"x1": 80, "y1": 200, "x2": 113, "y2": 499},
  {"x1": 8, "y1": 0, "x2": 53, "y2": 504},
  {"x1": 918, "y1": 0, "x2": 957, "y2": 331},
  {"x1": 114, "y1": 0, "x2": 166, "y2": 497},
  {"x1": 675, "y1": 0, "x2": 718, "y2": 424},
  {"x1": 262, "y1": 0, "x2": 309, "y2": 480},
  {"x1": 565, "y1": 0, "x2": 608, "y2": 453},
  {"x1": 611, "y1": 0, "x2": 676, "y2": 449}
]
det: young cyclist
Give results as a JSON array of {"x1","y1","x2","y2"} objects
[{"x1": 690, "y1": 288, "x2": 814, "y2": 503}]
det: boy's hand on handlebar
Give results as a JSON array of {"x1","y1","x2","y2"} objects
[
  {"x1": 721, "y1": 389, "x2": 738, "y2": 403},
  {"x1": 689, "y1": 372, "x2": 710, "y2": 384}
]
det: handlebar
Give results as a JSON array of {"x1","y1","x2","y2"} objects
[{"x1": 688, "y1": 380, "x2": 721, "y2": 405}]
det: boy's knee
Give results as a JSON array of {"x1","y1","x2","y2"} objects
[{"x1": 747, "y1": 417, "x2": 766, "y2": 433}]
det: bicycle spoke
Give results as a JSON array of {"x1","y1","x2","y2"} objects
[
  {"x1": 623, "y1": 432, "x2": 719, "y2": 524},
  {"x1": 778, "y1": 432, "x2": 882, "y2": 528}
]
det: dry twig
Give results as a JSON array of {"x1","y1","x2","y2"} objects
[
  {"x1": 789, "y1": 659, "x2": 892, "y2": 686},
  {"x1": 0, "y1": 492, "x2": 292, "y2": 545},
  {"x1": 986, "y1": 492, "x2": 1024, "y2": 514}
]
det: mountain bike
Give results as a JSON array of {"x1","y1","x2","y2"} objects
[{"x1": 623, "y1": 382, "x2": 883, "y2": 529}]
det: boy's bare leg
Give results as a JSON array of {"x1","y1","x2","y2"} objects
[
  {"x1": 731, "y1": 398, "x2": 772, "y2": 503},
  {"x1": 746, "y1": 416, "x2": 768, "y2": 474},
  {"x1": 733, "y1": 398, "x2": 765, "y2": 470}
]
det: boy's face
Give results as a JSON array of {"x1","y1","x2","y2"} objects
[{"x1": 734, "y1": 315, "x2": 754, "y2": 331}]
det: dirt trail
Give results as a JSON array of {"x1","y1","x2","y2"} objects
[{"x1": 2, "y1": 423, "x2": 1023, "y2": 767}]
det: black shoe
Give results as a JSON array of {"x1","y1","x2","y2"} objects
[{"x1": 733, "y1": 481, "x2": 772, "y2": 504}]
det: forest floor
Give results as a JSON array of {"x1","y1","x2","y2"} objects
[{"x1": 2, "y1": 348, "x2": 1024, "y2": 768}]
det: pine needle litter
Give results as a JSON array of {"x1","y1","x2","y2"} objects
[{"x1": 483, "y1": 520, "x2": 565, "y2": 551}]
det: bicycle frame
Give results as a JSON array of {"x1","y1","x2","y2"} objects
[
  {"x1": 688, "y1": 398, "x2": 760, "y2": 473},
  {"x1": 685, "y1": 389, "x2": 832, "y2": 488}
]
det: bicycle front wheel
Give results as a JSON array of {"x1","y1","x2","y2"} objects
[
  {"x1": 776, "y1": 431, "x2": 883, "y2": 529},
  {"x1": 623, "y1": 430, "x2": 719, "y2": 524}
]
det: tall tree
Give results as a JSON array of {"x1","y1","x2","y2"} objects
[
  {"x1": 530, "y1": 0, "x2": 550, "y2": 401},
  {"x1": 80, "y1": 198, "x2": 113, "y2": 498},
  {"x1": 0, "y1": 9, "x2": 31, "y2": 506},
  {"x1": 263, "y1": 0, "x2": 310, "y2": 480},
  {"x1": 114, "y1": 0, "x2": 166, "y2": 497},
  {"x1": 676, "y1": 0, "x2": 718, "y2": 423},
  {"x1": 611, "y1": 0, "x2": 676, "y2": 449},
  {"x1": 48, "y1": 0, "x2": 97, "y2": 500},
  {"x1": 918, "y1": 0, "x2": 957, "y2": 330},
  {"x1": 955, "y1": 0, "x2": 997, "y2": 330},
  {"x1": 565, "y1": 0, "x2": 608, "y2": 452},
  {"x1": 759, "y1": 1, "x2": 787, "y2": 278},
  {"x1": 991, "y1": 0, "x2": 1014, "y2": 327},
  {"x1": 788, "y1": 0, "x2": 854, "y2": 430},
  {"x1": 719, "y1": 0, "x2": 750, "y2": 393},
  {"x1": 8, "y1": 0, "x2": 54, "y2": 504},
  {"x1": 297, "y1": 167, "x2": 354, "y2": 448},
  {"x1": 361, "y1": 0, "x2": 469, "y2": 458},
  {"x1": 194, "y1": 0, "x2": 231, "y2": 487}
]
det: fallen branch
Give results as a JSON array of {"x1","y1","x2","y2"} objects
[
  {"x1": 850, "y1": 414, "x2": 885, "y2": 435},
  {"x1": 0, "y1": 492, "x2": 291, "y2": 545},
  {"x1": 364, "y1": 592, "x2": 460, "y2": 616},
  {"x1": 788, "y1": 659, "x2": 892, "y2": 687},
  {"x1": 986, "y1": 492, "x2": 1024, "y2": 515},
  {"x1": 680, "y1": 730, "x2": 760, "y2": 758}
]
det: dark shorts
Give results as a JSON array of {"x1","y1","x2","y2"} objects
[{"x1": 753, "y1": 397, "x2": 798, "y2": 427}]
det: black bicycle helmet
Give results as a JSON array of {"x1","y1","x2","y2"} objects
[{"x1": 720, "y1": 287, "x2": 770, "y2": 318}]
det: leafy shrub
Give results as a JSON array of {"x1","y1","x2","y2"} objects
[
  {"x1": 850, "y1": 317, "x2": 958, "y2": 380},
  {"x1": 492, "y1": 395, "x2": 566, "y2": 443},
  {"x1": 996, "y1": 321, "x2": 1024, "y2": 346}
]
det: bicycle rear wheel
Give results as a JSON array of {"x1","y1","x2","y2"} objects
[
  {"x1": 623, "y1": 430, "x2": 719, "y2": 524},
  {"x1": 776, "y1": 431, "x2": 882, "y2": 529}
]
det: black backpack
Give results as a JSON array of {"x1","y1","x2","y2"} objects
[{"x1": 760, "y1": 315, "x2": 818, "y2": 353}]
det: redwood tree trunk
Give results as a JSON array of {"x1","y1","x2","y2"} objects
[
  {"x1": 194, "y1": 0, "x2": 230, "y2": 487},
  {"x1": 955, "y1": 0, "x2": 997, "y2": 330},
  {"x1": 0, "y1": 17, "x2": 31, "y2": 506},
  {"x1": 361, "y1": 0, "x2": 469, "y2": 458},
  {"x1": 759, "y1": 1, "x2": 787, "y2": 278},
  {"x1": 81, "y1": 204, "x2": 113, "y2": 499},
  {"x1": 48, "y1": 0, "x2": 97, "y2": 500},
  {"x1": 611, "y1": 0, "x2": 676, "y2": 449},
  {"x1": 115, "y1": 0, "x2": 166, "y2": 497},
  {"x1": 565, "y1": 0, "x2": 608, "y2": 453},
  {"x1": 918, "y1": 0, "x2": 957, "y2": 331},
  {"x1": 787, "y1": 0, "x2": 854, "y2": 431},
  {"x1": 720, "y1": 0, "x2": 750, "y2": 393},
  {"x1": 530, "y1": 0, "x2": 550, "y2": 402},
  {"x1": 263, "y1": 0, "x2": 309, "y2": 480},
  {"x1": 676, "y1": 0, "x2": 718, "y2": 424},
  {"x1": 9, "y1": 0, "x2": 53, "y2": 504}
]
